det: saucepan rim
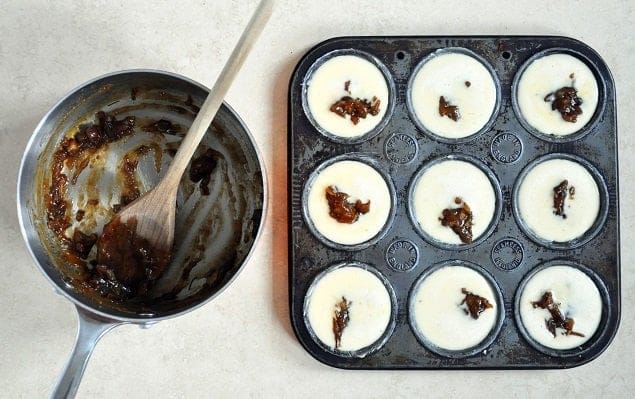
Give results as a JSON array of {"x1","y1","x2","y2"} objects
[{"x1": 16, "y1": 68, "x2": 268, "y2": 323}]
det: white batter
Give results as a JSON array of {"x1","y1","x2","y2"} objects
[
  {"x1": 410, "y1": 265, "x2": 498, "y2": 351},
  {"x1": 307, "y1": 160, "x2": 391, "y2": 246},
  {"x1": 517, "y1": 53, "x2": 599, "y2": 136},
  {"x1": 305, "y1": 265, "x2": 393, "y2": 352},
  {"x1": 411, "y1": 159, "x2": 496, "y2": 245},
  {"x1": 517, "y1": 158, "x2": 600, "y2": 243},
  {"x1": 519, "y1": 265, "x2": 602, "y2": 350},
  {"x1": 409, "y1": 51, "x2": 497, "y2": 139},
  {"x1": 306, "y1": 54, "x2": 390, "y2": 138}
]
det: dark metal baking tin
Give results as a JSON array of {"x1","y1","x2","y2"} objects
[{"x1": 288, "y1": 36, "x2": 619, "y2": 369}]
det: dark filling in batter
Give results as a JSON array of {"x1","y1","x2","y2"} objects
[
  {"x1": 439, "y1": 96, "x2": 460, "y2": 121},
  {"x1": 531, "y1": 291, "x2": 584, "y2": 338},
  {"x1": 544, "y1": 86, "x2": 583, "y2": 123},
  {"x1": 329, "y1": 95, "x2": 381, "y2": 125},
  {"x1": 325, "y1": 185, "x2": 370, "y2": 224},
  {"x1": 553, "y1": 179, "x2": 575, "y2": 218},
  {"x1": 344, "y1": 80, "x2": 351, "y2": 94},
  {"x1": 439, "y1": 197, "x2": 473, "y2": 244},
  {"x1": 189, "y1": 148, "x2": 222, "y2": 195},
  {"x1": 333, "y1": 296, "x2": 351, "y2": 349},
  {"x1": 465, "y1": 81, "x2": 471, "y2": 88},
  {"x1": 95, "y1": 216, "x2": 172, "y2": 299},
  {"x1": 461, "y1": 288, "x2": 493, "y2": 319}
]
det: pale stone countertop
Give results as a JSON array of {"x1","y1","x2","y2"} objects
[{"x1": 1, "y1": 0, "x2": 633, "y2": 397}]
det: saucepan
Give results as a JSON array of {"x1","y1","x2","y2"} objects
[{"x1": 17, "y1": 70, "x2": 266, "y2": 398}]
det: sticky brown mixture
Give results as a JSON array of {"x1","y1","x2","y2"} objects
[
  {"x1": 142, "y1": 119, "x2": 182, "y2": 135},
  {"x1": 325, "y1": 185, "x2": 370, "y2": 224},
  {"x1": 544, "y1": 86, "x2": 583, "y2": 123},
  {"x1": 75, "y1": 111, "x2": 136, "y2": 150},
  {"x1": 439, "y1": 96, "x2": 460, "y2": 121},
  {"x1": 553, "y1": 180, "x2": 575, "y2": 218},
  {"x1": 116, "y1": 144, "x2": 163, "y2": 210},
  {"x1": 95, "y1": 216, "x2": 172, "y2": 299},
  {"x1": 70, "y1": 229, "x2": 98, "y2": 259},
  {"x1": 439, "y1": 197, "x2": 473, "y2": 244},
  {"x1": 189, "y1": 148, "x2": 222, "y2": 195},
  {"x1": 329, "y1": 95, "x2": 381, "y2": 125},
  {"x1": 46, "y1": 112, "x2": 135, "y2": 236},
  {"x1": 531, "y1": 291, "x2": 584, "y2": 338},
  {"x1": 461, "y1": 288, "x2": 493, "y2": 319},
  {"x1": 43, "y1": 111, "x2": 188, "y2": 303},
  {"x1": 120, "y1": 152, "x2": 143, "y2": 207},
  {"x1": 333, "y1": 296, "x2": 351, "y2": 349}
]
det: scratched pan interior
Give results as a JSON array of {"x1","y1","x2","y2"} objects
[
  {"x1": 287, "y1": 36, "x2": 619, "y2": 369},
  {"x1": 20, "y1": 70, "x2": 264, "y2": 320}
]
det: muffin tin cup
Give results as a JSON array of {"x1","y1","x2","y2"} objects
[
  {"x1": 303, "y1": 261, "x2": 398, "y2": 358},
  {"x1": 511, "y1": 47, "x2": 607, "y2": 143},
  {"x1": 301, "y1": 153, "x2": 397, "y2": 251},
  {"x1": 301, "y1": 48, "x2": 397, "y2": 144},
  {"x1": 406, "y1": 47, "x2": 502, "y2": 144},
  {"x1": 289, "y1": 36, "x2": 619, "y2": 370},
  {"x1": 408, "y1": 260, "x2": 505, "y2": 358},
  {"x1": 512, "y1": 152, "x2": 610, "y2": 250},
  {"x1": 514, "y1": 259, "x2": 612, "y2": 358},
  {"x1": 407, "y1": 154, "x2": 503, "y2": 250}
]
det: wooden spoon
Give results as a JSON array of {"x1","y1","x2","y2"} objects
[{"x1": 96, "y1": 0, "x2": 273, "y2": 293}]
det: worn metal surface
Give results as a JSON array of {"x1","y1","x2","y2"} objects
[{"x1": 288, "y1": 36, "x2": 619, "y2": 369}]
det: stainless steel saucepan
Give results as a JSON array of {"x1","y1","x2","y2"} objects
[{"x1": 17, "y1": 70, "x2": 266, "y2": 398}]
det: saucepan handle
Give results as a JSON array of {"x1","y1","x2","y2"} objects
[{"x1": 50, "y1": 306, "x2": 121, "y2": 399}]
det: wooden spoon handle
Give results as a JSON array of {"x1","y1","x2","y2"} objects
[{"x1": 162, "y1": 0, "x2": 274, "y2": 189}]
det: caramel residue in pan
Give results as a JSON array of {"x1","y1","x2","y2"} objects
[
  {"x1": 531, "y1": 291, "x2": 585, "y2": 338},
  {"x1": 95, "y1": 216, "x2": 172, "y2": 300},
  {"x1": 325, "y1": 185, "x2": 370, "y2": 224},
  {"x1": 75, "y1": 111, "x2": 135, "y2": 150},
  {"x1": 46, "y1": 111, "x2": 135, "y2": 236},
  {"x1": 439, "y1": 197, "x2": 473, "y2": 244},
  {"x1": 69, "y1": 229, "x2": 98, "y2": 259},
  {"x1": 116, "y1": 144, "x2": 163, "y2": 209},
  {"x1": 460, "y1": 288, "x2": 493, "y2": 319},
  {"x1": 189, "y1": 148, "x2": 223, "y2": 195},
  {"x1": 142, "y1": 118, "x2": 182, "y2": 136},
  {"x1": 333, "y1": 296, "x2": 351, "y2": 349},
  {"x1": 44, "y1": 109, "x2": 241, "y2": 307}
]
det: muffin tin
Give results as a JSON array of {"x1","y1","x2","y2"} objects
[{"x1": 288, "y1": 36, "x2": 619, "y2": 369}]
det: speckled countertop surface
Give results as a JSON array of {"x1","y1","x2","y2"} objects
[{"x1": 1, "y1": 1, "x2": 633, "y2": 397}]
